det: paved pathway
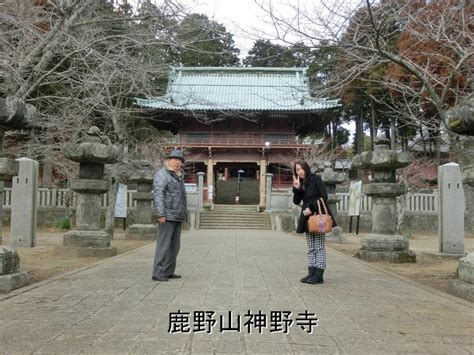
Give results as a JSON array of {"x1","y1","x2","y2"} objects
[{"x1": 0, "y1": 230, "x2": 473, "y2": 354}]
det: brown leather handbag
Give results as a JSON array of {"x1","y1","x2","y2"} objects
[{"x1": 308, "y1": 198, "x2": 333, "y2": 234}]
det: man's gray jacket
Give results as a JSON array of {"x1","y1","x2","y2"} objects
[{"x1": 153, "y1": 167, "x2": 188, "y2": 222}]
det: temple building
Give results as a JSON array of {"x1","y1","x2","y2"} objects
[{"x1": 136, "y1": 67, "x2": 340, "y2": 207}]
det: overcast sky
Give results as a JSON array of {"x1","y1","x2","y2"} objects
[{"x1": 178, "y1": 0, "x2": 275, "y2": 56}]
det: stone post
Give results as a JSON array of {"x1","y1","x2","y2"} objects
[
  {"x1": 353, "y1": 136, "x2": 415, "y2": 263},
  {"x1": 321, "y1": 161, "x2": 345, "y2": 242},
  {"x1": 197, "y1": 172, "x2": 205, "y2": 211},
  {"x1": 125, "y1": 161, "x2": 157, "y2": 240},
  {"x1": 438, "y1": 163, "x2": 465, "y2": 255},
  {"x1": 10, "y1": 158, "x2": 39, "y2": 248},
  {"x1": 265, "y1": 173, "x2": 273, "y2": 212},
  {"x1": 56, "y1": 126, "x2": 120, "y2": 257}
]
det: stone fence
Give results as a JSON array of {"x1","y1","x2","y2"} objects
[
  {"x1": 1, "y1": 187, "x2": 200, "y2": 228},
  {"x1": 2, "y1": 188, "x2": 200, "y2": 211},
  {"x1": 266, "y1": 188, "x2": 471, "y2": 233},
  {"x1": 1, "y1": 187, "x2": 442, "y2": 214},
  {"x1": 0, "y1": 187, "x2": 466, "y2": 233},
  {"x1": 266, "y1": 189, "x2": 441, "y2": 214}
]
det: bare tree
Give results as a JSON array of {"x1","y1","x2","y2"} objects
[
  {"x1": 255, "y1": 0, "x2": 472, "y2": 159},
  {"x1": 0, "y1": 0, "x2": 183, "y2": 235}
]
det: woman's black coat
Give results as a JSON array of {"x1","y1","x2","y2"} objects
[{"x1": 293, "y1": 173, "x2": 337, "y2": 234}]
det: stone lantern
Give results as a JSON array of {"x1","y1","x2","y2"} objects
[
  {"x1": 0, "y1": 97, "x2": 37, "y2": 245},
  {"x1": 0, "y1": 97, "x2": 36, "y2": 292},
  {"x1": 446, "y1": 93, "x2": 474, "y2": 301},
  {"x1": 321, "y1": 161, "x2": 345, "y2": 242},
  {"x1": 352, "y1": 136, "x2": 415, "y2": 263},
  {"x1": 56, "y1": 126, "x2": 121, "y2": 257},
  {"x1": 125, "y1": 160, "x2": 157, "y2": 240}
]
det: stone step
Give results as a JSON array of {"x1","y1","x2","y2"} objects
[
  {"x1": 199, "y1": 221, "x2": 271, "y2": 226},
  {"x1": 211, "y1": 205, "x2": 258, "y2": 211},
  {"x1": 200, "y1": 214, "x2": 269, "y2": 219},
  {"x1": 200, "y1": 214, "x2": 270, "y2": 220},
  {"x1": 199, "y1": 206, "x2": 271, "y2": 229},
  {"x1": 199, "y1": 226, "x2": 271, "y2": 230}
]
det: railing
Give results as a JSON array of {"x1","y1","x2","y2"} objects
[
  {"x1": 336, "y1": 193, "x2": 372, "y2": 211},
  {"x1": 336, "y1": 191, "x2": 440, "y2": 213},
  {"x1": 1, "y1": 187, "x2": 442, "y2": 214},
  {"x1": 159, "y1": 134, "x2": 323, "y2": 147},
  {"x1": 2, "y1": 188, "x2": 137, "y2": 209},
  {"x1": 271, "y1": 182, "x2": 293, "y2": 192}
]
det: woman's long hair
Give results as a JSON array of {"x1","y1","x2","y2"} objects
[{"x1": 293, "y1": 160, "x2": 311, "y2": 182}]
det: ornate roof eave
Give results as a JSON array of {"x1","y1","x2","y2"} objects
[{"x1": 135, "y1": 97, "x2": 341, "y2": 113}]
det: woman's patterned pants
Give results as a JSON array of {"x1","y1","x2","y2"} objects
[{"x1": 305, "y1": 232, "x2": 326, "y2": 269}]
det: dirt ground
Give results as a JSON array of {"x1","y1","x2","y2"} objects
[
  {"x1": 326, "y1": 232, "x2": 474, "y2": 296},
  {"x1": 2, "y1": 228, "x2": 154, "y2": 285}
]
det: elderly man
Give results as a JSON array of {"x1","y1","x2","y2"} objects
[{"x1": 152, "y1": 149, "x2": 187, "y2": 282}]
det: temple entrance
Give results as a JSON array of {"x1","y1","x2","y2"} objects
[{"x1": 214, "y1": 162, "x2": 259, "y2": 205}]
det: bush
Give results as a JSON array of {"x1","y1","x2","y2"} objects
[{"x1": 56, "y1": 218, "x2": 71, "y2": 230}]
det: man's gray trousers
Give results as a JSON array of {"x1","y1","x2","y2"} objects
[{"x1": 152, "y1": 221, "x2": 181, "y2": 278}]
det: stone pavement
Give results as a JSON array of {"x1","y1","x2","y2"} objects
[{"x1": 0, "y1": 230, "x2": 473, "y2": 354}]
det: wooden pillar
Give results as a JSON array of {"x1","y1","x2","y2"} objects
[
  {"x1": 206, "y1": 158, "x2": 214, "y2": 207},
  {"x1": 258, "y1": 159, "x2": 267, "y2": 210}
]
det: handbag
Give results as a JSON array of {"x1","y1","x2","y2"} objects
[{"x1": 307, "y1": 198, "x2": 333, "y2": 234}]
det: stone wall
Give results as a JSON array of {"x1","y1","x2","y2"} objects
[{"x1": 268, "y1": 206, "x2": 470, "y2": 235}]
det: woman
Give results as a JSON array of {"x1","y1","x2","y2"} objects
[{"x1": 292, "y1": 160, "x2": 336, "y2": 284}]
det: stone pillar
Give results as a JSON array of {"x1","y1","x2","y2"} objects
[
  {"x1": 197, "y1": 172, "x2": 205, "y2": 211},
  {"x1": 56, "y1": 126, "x2": 120, "y2": 257},
  {"x1": 0, "y1": 181, "x2": 3, "y2": 245},
  {"x1": 265, "y1": 173, "x2": 273, "y2": 212},
  {"x1": 458, "y1": 137, "x2": 474, "y2": 233},
  {"x1": 0, "y1": 155, "x2": 15, "y2": 246},
  {"x1": 438, "y1": 163, "x2": 465, "y2": 255},
  {"x1": 125, "y1": 161, "x2": 157, "y2": 240},
  {"x1": 353, "y1": 136, "x2": 415, "y2": 263},
  {"x1": 42, "y1": 160, "x2": 53, "y2": 187},
  {"x1": 258, "y1": 159, "x2": 267, "y2": 210},
  {"x1": 10, "y1": 158, "x2": 39, "y2": 248},
  {"x1": 0, "y1": 246, "x2": 31, "y2": 293},
  {"x1": 321, "y1": 161, "x2": 345, "y2": 242}
]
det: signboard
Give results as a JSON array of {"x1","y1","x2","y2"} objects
[
  {"x1": 114, "y1": 183, "x2": 128, "y2": 218},
  {"x1": 348, "y1": 180, "x2": 362, "y2": 216}
]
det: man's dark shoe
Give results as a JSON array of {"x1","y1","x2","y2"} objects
[
  {"x1": 152, "y1": 276, "x2": 169, "y2": 282},
  {"x1": 167, "y1": 274, "x2": 181, "y2": 279}
]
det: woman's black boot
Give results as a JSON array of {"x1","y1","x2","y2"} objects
[
  {"x1": 304, "y1": 267, "x2": 324, "y2": 284},
  {"x1": 300, "y1": 267, "x2": 315, "y2": 283}
]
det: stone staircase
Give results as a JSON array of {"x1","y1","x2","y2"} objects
[{"x1": 198, "y1": 205, "x2": 272, "y2": 230}]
